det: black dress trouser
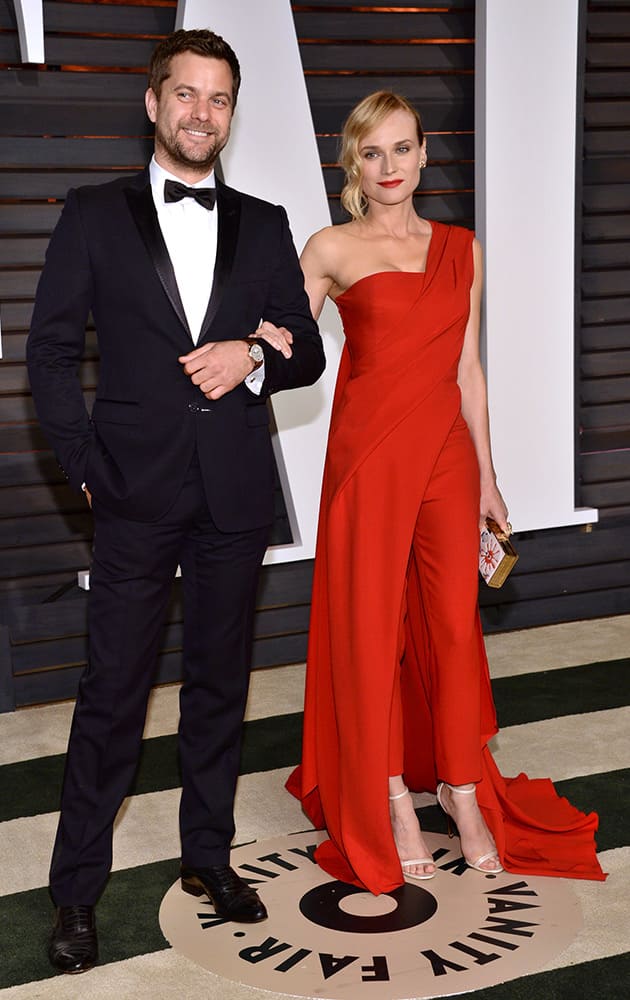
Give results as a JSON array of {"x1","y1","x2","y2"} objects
[{"x1": 50, "y1": 456, "x2": 270, "y2": 905}]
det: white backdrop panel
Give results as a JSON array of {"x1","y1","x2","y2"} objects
[
  {"x1": 12, "y1": 0, "x2": 45, "y2": 63},
  {"x1": 476, "y1": 0, "x2": 597, "y2": 530},
  {"x1": 178, "y1": 0, "x2": 344, "y2": 564}
]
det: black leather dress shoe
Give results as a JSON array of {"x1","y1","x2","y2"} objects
[
  {"x1": 48, "y1": 905, "x2": 98, "y2": 974},
  {"x1": 181, "y1": 864, "x2": 268, "y2": 922}
]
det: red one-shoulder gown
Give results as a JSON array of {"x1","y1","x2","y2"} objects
[{"x1": 287, "y1": 222, "x2": 605, "y2": 894}]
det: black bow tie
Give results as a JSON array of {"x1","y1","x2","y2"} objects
[{"x1": 163, "y1": 179, "x2": 216, "y2": 210}]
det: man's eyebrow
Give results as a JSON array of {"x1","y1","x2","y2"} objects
[{"x1": 171, "y1": 83, "x2": 233, "y2": 103}]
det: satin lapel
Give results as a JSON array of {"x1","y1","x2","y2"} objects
[
  {"x1": 198, "y1": 180, "x2": 241, "y2": 343},
  {"x1": 123, "y1": 171, "x2": 191, "y2": 337}
]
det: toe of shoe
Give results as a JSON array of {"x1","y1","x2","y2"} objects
[
  {"x1": 49, "y1": 935, "x2": 98, "y2": 974},
  {"x1": 224, "y1": 896, "x2": 268, "y2": 922},
  {"x1": 49, "y1": 948, "x2": 97, "y2": 974}
]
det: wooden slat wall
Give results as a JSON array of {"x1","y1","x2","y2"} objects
[
  {"x1": 578, "y1": 0, "x2": 630, "y2": 515},
  {"x1": 0, "y1": 0, "x2": 172, "y2": 604},
  {"x1": 294, "y1": 0, "x2": 475, "y2": 228}
]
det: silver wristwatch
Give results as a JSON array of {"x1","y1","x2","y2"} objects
[{"x1": 246, "y1": 339, "x2": 264, "y2": 371}]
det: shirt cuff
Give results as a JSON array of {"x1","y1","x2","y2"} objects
[{"x1": 244, "y1": 361, "x2": 265, "y2": 396}]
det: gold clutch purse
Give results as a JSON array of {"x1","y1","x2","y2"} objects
[{"x1": 479, "y1": 518, "x2": 518, "y2": 588}]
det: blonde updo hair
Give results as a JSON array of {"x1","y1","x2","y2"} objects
[{"x1": 340, "y1": 91, "x2": 424, "y2": 221}]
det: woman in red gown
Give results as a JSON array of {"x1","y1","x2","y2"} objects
[{"x1": 285, "y1": 91, "x2": 605, "y2": 894}]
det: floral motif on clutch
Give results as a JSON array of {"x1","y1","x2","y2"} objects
[{"x1": 479, "y1": 518, "x2": 518, "y2": 588}]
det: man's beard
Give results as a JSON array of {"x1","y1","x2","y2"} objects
[{"x1": 156, "y1": 122, "x2": 228, "y2": 173}]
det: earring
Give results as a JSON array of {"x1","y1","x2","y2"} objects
[{"x1": 419, "y1": 159, "x2": 427, "y2": 169}]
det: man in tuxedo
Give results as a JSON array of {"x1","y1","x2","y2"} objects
[{"x1": 27, "y1": 28, "x2": 324, "y2": 974}]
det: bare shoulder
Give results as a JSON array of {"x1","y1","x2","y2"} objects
[
  {"x1": 454, "y1": 229, "x2": 482, "y2": 267},
  {"x1": 301, "y1": 223, "x2": 354, "y2": 277},
  {"x1": 303, "y1": 224, "x2": 351, "y2": 257}
]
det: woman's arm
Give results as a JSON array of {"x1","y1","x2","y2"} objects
[
  {"x1": 251, "y1": 227, "x2": 336, "y2": 356},
  {"x1": 299, "y1": 228, "x2": 337, "y2": 321},
  {"x1": 458, "y1": 238, "x2": 510, "y2": 532}
]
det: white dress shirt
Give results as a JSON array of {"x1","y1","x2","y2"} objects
[{"x1": 149, "y1": 157, "x2": 263, "y2": 394}]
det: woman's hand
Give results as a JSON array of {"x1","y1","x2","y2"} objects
[
  {"x1": 480, "y1": 481, "x2": 510, "y2": 534},
  {"x1": 251, "y1": 321, "x2": 293, "y2": 358}
]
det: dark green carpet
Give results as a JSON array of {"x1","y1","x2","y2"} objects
[{"x1": 0, "y1": 860, "x2": 178, "y2": 989}]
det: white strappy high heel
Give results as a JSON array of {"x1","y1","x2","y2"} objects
[
  {"x1": 436, "y1": 782, "x2": 503, "y2": 874},
  {"x1": 389, "y1": 787, "x2": 436, "y2": 881}
]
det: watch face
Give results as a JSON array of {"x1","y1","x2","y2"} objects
[{"x1": 250, "y1": 343, "x2": 264, "y2": 362}]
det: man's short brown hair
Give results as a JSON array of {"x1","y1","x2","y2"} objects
[{"x1": 148, "y1": 29, "x2": 241, "y2": 107}]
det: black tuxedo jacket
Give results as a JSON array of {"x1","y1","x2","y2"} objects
[{"x1": 27, "y1": 169, "x2": 324, "y2": 528}]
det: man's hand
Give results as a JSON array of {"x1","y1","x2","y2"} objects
[
  {"x1": 179, "y1": 341, "x2": 253, "y2": 400},
  {"x1": 180, "y1": 323, "x2": 295, "y2": 400}
]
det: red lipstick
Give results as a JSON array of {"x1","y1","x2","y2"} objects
[{"x1": 378, "y1": 180, "x2": 403, "y2": 188}]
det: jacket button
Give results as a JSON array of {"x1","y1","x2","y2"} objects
[{"x1": 188, "y1": 402, "x2": 200, "y2": 412}]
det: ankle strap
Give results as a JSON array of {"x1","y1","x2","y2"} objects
[{"x1": 443, "y1": 782, "x2": 476, "y2": 795}]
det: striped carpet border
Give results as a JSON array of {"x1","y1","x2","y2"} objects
[{"x1": 0, "y1": 622, "x2": 627, "y2": 996}]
